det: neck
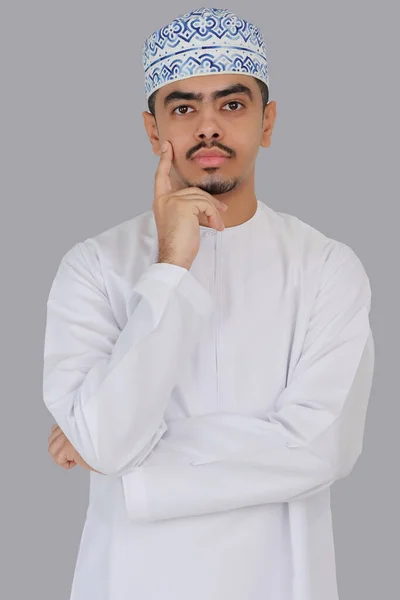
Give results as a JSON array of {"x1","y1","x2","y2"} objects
[{"x1": 213, "y1": 172, "x2": 258, "y2": 228}]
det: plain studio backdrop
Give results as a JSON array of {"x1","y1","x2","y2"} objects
[{"x1": 1, "y1": 1, "x2": 398, "y2": 599}]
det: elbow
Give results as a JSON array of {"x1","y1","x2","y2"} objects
[
  {"x1": 329, "y1": 441, "x2": 364, "y2": 482},
  {"x1": 308, "y1": 416, "x2": 367, "y2": 484},
  {"x1": 336, "y1": 448, "x2": 363, "y2": 481}
]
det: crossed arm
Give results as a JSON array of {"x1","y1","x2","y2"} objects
[
  {"x1": 121, "y1": 319, "x2": 374, "y2": 522},
  {"x1": 43, "y1": 240, "x2": 374, "y2": 522}
]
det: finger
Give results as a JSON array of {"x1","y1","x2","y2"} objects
[
  {"x1": 48, "y1": 438, "x2": 76, "y2": 468},
  {"x1": 48, "y1": 443, "x2": 67, "y2": 467},
  {"x1": 185, "y1": 197, "x2": 225, "y2": 231},
  {"x1": 169, "y1": 188, "x2": 228, "y2": 210},
  {"x1": 62, "y1": 461, "x2": 77, "y2": 470},
  {"x1": 170, "y1": 187, "x2": 222, "y2": 201},
  {"x1": 48, "y1": 427, "x2": 63, "y2": 444},
  {"x1": 48, "y1": 433, "x2": 65, "y2": 456},
  {"x1": 48, "y1": 430, "x2": 72, "y2": 463},
  {"x1": 154, "y1": 141, "x2": 173, "y2": 199},
  {"x1": 172, "y1": 193, "x2": 228, "y2": 215}
]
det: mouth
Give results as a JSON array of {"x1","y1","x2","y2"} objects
[{"x1": 192, "y1": 156, "x2": 230, "y2": 167}]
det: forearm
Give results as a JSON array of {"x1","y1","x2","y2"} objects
[
  {"x1": 43, "y1": 251, "x2": 213, "y2": 477},
  {"x1": 122, "y1": 328, "x2": 374, "y2": 521}
]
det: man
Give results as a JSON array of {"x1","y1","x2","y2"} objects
[{"x1": 44, "y1": 7, "x2": 375, "y2": 600}]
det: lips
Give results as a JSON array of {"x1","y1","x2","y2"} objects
[
  {"x1": 192, "y1": 150, "x2": 230, "y2": 167},
  {"x1": 193, "y1": 150, "x2": 230, "y2": 159},
  {"x1": 194, "y1": 155, "x2": 229, "y2": 167}
]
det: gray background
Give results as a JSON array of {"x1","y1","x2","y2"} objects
[{"x1": 1, "y1": 1, "x2": 398, "y2": 598}]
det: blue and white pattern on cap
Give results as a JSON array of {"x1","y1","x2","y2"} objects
[{"x1": 142, "y1": 7, "x2": 269, "y2": 100}]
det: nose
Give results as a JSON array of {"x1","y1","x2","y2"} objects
[
  {"x1": 198, "y1": 131, "x2": 221, "y2": 143},
  {"x1": 194, "y1": 107, "x2": 224, "y2": 143}
]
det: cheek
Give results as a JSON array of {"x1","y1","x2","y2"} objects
[
  {"x1": 231, "y1": 121, "x2": 259, "y2": 146},
  {"x1": 234, "y1": 134, "x2": 259, "y2": 161},
  {"x1": 164, "y1": 132, "x2": 189, "y2": 158}
]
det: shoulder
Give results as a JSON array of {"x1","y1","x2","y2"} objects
[
  {"x1": 260, "y1": 203, "x2": 371, "y2": 304},
  {"x1": 57, "y1": 208, "x2": 156, "y2": 278}
]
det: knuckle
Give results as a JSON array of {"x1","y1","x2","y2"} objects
[
  {"x1": 154, "y1": 193, "x2": 170, "y2": 207},
  {"x1": 156, "y1": 192, "x2": 169, "y2": 202}
]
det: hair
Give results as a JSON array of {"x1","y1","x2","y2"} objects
[{"x1": 147, "y1": 77, "x2": 269, "y2": 117}]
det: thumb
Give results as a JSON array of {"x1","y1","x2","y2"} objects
[{"x1": 154, "y1": 140, "x2": 173, "y2": 199}]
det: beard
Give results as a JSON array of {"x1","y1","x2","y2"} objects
[{"x1": 181, "y1": 170, "x2": 242, "y2": 196}]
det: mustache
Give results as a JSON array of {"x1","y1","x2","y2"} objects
[{"x1": 187, "y1": 141, "x2": 235, "y2": 160}]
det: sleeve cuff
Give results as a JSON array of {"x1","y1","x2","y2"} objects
[
  {"x1": 122, "y1": 467, "x2": 151, "y2": 522},
  {"x1": 133, "y1": 262, "x2": 214, "y2": 320}
]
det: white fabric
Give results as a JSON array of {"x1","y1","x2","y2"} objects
[{"x1": 43, "y1": 199, "x2": 374, "y2": 600}]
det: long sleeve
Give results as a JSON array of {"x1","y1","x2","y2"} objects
[
  {"x1": 42, "y1": 242, "x2": 213, "y2": 477},
  {"x1": 122, "y1": 244, "x2": 375, "y2": 522}
]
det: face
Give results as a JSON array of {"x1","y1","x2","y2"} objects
[{"x1": 143, "y1": 74, "x2": 277, "y2": 196}]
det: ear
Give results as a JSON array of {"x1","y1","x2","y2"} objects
[
  {"x1": 260, "y1": 101, "x2": 277, "y2": 149},
  {"x1": 142, "y1": 111, "x2": 162, "y2": 156}
]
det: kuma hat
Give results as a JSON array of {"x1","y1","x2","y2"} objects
[{"x1": 142, "y1": 7, "x2": 270, "y2": 100}]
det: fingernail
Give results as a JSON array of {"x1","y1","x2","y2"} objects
[{"x1": 161, "y1": 142, "x2": 168, "y2": 152}]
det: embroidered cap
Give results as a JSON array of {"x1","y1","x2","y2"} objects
[{"x1": 142, "y1": 7, "x2": 270, "y2": 100}]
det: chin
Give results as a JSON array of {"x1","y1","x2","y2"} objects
[
  {"x1": 179, "y1": 166, "x2": 241, "y2": 195},
  {"x1": 200, "y1": 179, "x2": 240, "y2": 196}
]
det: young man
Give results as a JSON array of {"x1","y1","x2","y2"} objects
[{"x1": 44, "y1": 7, "x2": 375, "y2": 600}]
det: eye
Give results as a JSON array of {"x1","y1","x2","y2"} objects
[
  {"x1": 172, "y1": 105, "x2": 194, "y2": 115},
  {"x1": 222, "y1": 101, "x2": 245, "y2": 111}
]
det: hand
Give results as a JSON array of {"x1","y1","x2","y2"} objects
[
  {"x1": 48, "y1": 423, "x2": 104, "y2": 474},
  {"x1": 153, "y1": 140, "x2": 228, "y2": 270}
]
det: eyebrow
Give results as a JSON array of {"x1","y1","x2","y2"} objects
[{"x1": 163, "y1": 83, "x2": 254, "y2": 108}]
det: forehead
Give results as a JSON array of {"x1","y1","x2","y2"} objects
[{"x1": 157, "y1": 73, "x2": 258, "y2": 99}]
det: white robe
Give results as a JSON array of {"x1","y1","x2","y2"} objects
[{"x1": 43, "y1": 199, "x2": 374, "y2": 600}]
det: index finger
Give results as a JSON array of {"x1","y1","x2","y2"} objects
[{"x1": 154, "y1": 140, "x2": 173, "y2": 199}]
